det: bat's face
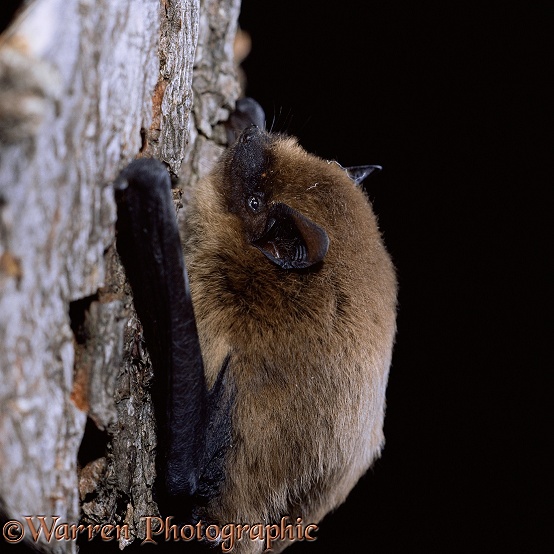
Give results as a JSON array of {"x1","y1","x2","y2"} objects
[
  {"x1": 220, "y1": 125, "x2": 371, "y2": 270},
  {"x1": 224, "y1": 125, "x2": 273, "y2": 240}
]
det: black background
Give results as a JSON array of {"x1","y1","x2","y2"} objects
[
  {"x1": 0, "y1": 2, "x2": 23, "y2": 33},
  {"x1": 1, "y1": 2, "x2": 549, "y2": 553},
  {"x1": 239, "y1": 2, "x2": 549, "y2": 553}
]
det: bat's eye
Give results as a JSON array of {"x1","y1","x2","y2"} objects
[{"x1": 247, "y1": 195, "x2": 263, "y2": 213}]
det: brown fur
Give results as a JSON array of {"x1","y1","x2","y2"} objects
[{"x1": 182, "y1": 134, "x2": 397, "y2": 553}]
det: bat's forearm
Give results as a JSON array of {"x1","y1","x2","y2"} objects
[{"x1": 114, "y1": 159, "x2": 207, "y2": 515}]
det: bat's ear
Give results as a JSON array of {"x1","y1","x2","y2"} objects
[
  {"x1": 344, "y1": 164, "x2": 382, "y2": 185},
  {"x1": 253, "y1": 203, "x2": 329, "y2": 269}
]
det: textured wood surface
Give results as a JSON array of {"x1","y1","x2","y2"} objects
[{"x1": 0, "y1": 0, "x2": 241, "y2": 550}]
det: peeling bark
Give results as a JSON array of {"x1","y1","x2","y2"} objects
[{"x1": 0, "y1": 0, "x2": 241, "y2": 551}]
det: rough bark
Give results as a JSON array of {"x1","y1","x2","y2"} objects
[{"x1": 0, "y1": 0, "x2": 241, "y2": 551}]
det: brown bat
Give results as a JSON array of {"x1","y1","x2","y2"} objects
[{"x1": 115, "y1": 98, "x2": 397, "y2": 553}]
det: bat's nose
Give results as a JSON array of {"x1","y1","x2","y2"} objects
[{"x1": 239, "y1": 124, "x2": 262, "y2": 143}]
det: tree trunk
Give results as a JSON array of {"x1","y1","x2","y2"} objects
[{"x1": 0, "y1": 0, "x2": 241, "y2": 551}]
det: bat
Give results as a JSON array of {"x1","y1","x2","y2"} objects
[{"x1": 114, "y1": 98, "x2": 397, "y2": 553}]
